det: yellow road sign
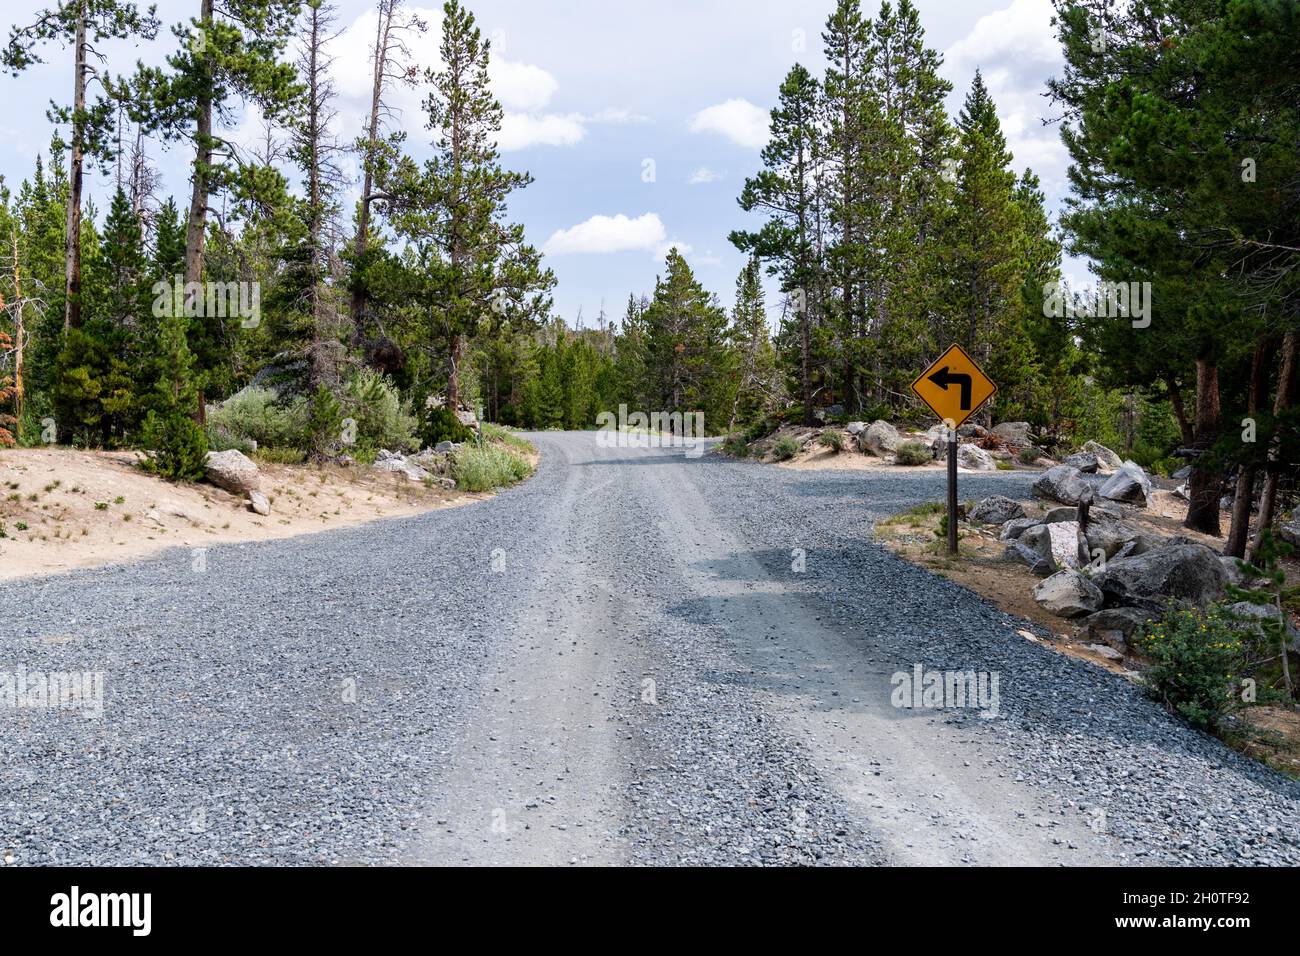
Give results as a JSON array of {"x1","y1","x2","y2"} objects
[{"x1": 910, "y1": 344, "x2": 997, "y2": 428}]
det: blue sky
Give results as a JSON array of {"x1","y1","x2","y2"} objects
[{"x1": 0, "y1": 0, "x2": 1081, "y2": 325}]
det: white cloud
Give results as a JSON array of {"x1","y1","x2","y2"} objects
[
  {"x1": 688, "y1": 166, "x2": 722, "y2": 185},
  {"x1": 689, "y1": 99, "x2": 769, "y2": 149},
  {"x1": 328, "y1": 5, "x2": 633, "y2": 153},
  {"x1": 543, "y1": 213, "x2": 672, "y2": 256},
  {"x1": 499, "y1": 112, "x2": 587, "y2": 150},
  {"x1": 943, "y1": 0, "x2": 1067, "y2": 191},
  {"x1": 654, "y1": 239, "x2": 693, "y2": 261},
  {"x1": 490, "y1": 59, "x2": 559, "y2": 112}
]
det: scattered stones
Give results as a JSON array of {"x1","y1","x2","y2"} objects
[
  {"x1": 247, "y1": 491, "x2": 271, "y2": 516},
  {"x1": 969, "y1": 495, "x2": 1026, "y2": 525},
  {"x1": 1033, "y1": 569, "x2": 1104, "y2": 618},
  {"x1": 204, "y1": 449, "x2": 261, "y2": 494}
]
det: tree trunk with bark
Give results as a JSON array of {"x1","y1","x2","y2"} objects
[
  {"x1": 1250, "y1": 331, "x2": 1298, "y2": 561},
  {"x1": 1225, "y1": 337, "x2": 1275, "y2": 557},
  {"x1": 350, "y1": 0, "x2": 395, "y2": 348},
  {"x1": 63, "y1": 2, "x2": 87, "y2": 333},
  {"x1": 1184, "y1": 358, "x2": 1223, "y2": 535}
]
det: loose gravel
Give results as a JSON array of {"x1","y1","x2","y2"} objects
[{"x1": 0, "y1": 433, "x2": 1294, "y2": 866}]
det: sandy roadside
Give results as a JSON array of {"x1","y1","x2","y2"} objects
[{"x1": 0, "y1": 447, "x2": 492, "y2": 581}]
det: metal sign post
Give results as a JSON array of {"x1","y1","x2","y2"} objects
[{"x1": 910, "y1": 345, "x2": 999, "y2": 557}]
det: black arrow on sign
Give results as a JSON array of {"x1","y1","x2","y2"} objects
[{"x1": 928, "y1": 366, "x2": 972, "y2": 410}]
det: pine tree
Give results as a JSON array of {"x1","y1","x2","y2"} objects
[
  {"x1": 3, "y1": 0, "x2": 158, "y2": 333},
  {"x1": 385, "y1": 0, "x2": 552, "y2": 412},
  {"x1": 732, "y1": 64, "x2": 823, "y2": 425},
  {"x1": 643, "y1": 249, "x2": 731, "y2": 429},
  {"x1": 141, "y1": 293, "x2": 207, "y2": 480},
  {"x1": 726, "y1": 256, "x2": 777, "y2": 431}
]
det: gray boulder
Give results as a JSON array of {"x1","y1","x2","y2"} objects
[
  {"x1": 958, "y1": 423, "x2": 988, "y2": 439},
  {"x1": 1082, "y1": 607, "x2": 1153, "y2": 654},
  {"x1": 999, "y1": 517, "x2": 1040, "y2": 541},
  {"x1": 957, "y1": 443, "x2": 996, "y2": 471},
  {"x1": 861, "y1": 420, "x2": 902, "y2": 456},
  {"x1": 1062, "y1": 451, "x2": 1100, "y2": 473},
  {"x1": 1085, "y1": 517, "x2": 1161, "y2": 560},
  {"x1": 1032, "y1": 465, "x2": 1092, "y2": 505},
  {"x1": 374, "y1": 456, "x2": 431, "y2": 482},
  {"x1": 1099, "y1": 460, "x2": 1152, "y2": 507},
  {"x1": 1003, "y1": 540, "x2": 1054, "y2": 576},
  {"x1": 247, "y1": 490, "x2": 271, "y2": 516},
  {"x1": 1092, "y1": 543, "x2": 1228, "y2": 611},
  {"x1": 1227, "y1": 602, "x2": 1300, "y2": 649},
  {"x1": 1020, "y1": 520, "x2": 1089, "y2": 573},
  {"x1": 969, "y1": 495, "x2": 1026, "y2": 525},
  {"x1": 846, "y1": 421, "x2": 867, "y2": 435},
  {"x1": 991, "y1": 421, "x2": 1032, "y2": 446},
  {"x1": 1082, "y1": 440, "x2": 1123, "y2": 473},
  {"x1": 204, "y1": 449, "x2": 261, "y2": 494},
  {"x1": 1279, "y1": 513, "x2": 1300, "y2": 548},
  {"x1": 1033, "y1": 570, "x2": 1104, "y2": 618},
  {"x1": 1219, "y1": 556, "x2": 1245, "y2": 587}
]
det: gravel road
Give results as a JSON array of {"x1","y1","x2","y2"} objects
[{"x1": 1, "y1": 432, "x2": 1297, "y2": 866}]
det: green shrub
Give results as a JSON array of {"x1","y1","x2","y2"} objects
[
  {"x1": 995, "y1": 460, "x2": 1014, "y2": 471},
  {"x1": 1017, "y1": 446, "x2": 1043, "y2": 465},
  {"x1": 742, "y1": 418, "x2": 774, "y2": 444},
  {"x1": 721, "y1": 435, "x2": 750, "y2": 457},
  {"x1": 452, "y1": 444, "x2": 532, "y2": 492},
  {"x1": 1137, "y1": 603, "x2": 1246, "y2": 730},
  {"x1": 819, "y1": 430, "x2": 845, "y2": 453},
  {"x1": 141, "y1": 409, "x2": 209, "y2": 482},
  {"x1": 421, "y1": 405, "x2": 475, "y2": 447},
  {"x1": 207, "y1": 387, "x2": 302, "y2": 450},
  {"x1": 303, "y1": 385, "x2": 344, "y2": 461},
  {"x1": 205, "y1": 423, "x2": 255, "y2": 455},
  {"x1": 771, "y1": 436, "x2": 800, "y2": 461},
  {"x1": 895, "y1": 440, "x2": 931, "y2": 466},
  {"x1": 342, "y1": 370, "x2": 418, "y2": 455}
]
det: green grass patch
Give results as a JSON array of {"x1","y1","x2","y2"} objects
[
  {"x1": 452, "y1": 443, "x2": 534, "y2": 492},
  {"x1": 771, "y1": 436, "x2": 800, "y2": 461},
  {"x1": 481, "y1": 422, "x2": 536, "y2": 454}
]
